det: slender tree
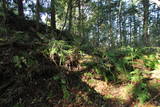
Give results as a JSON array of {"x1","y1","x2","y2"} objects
[
  {"x1": 2, "y1": 0, "x2": 7, "y2": 22},
  {"x1": 78, "y1": 0, "x2": 82, "y2": 36},
  {"x1": 68, "y1": 0, "x2": 73, "y2": 32},
  {"x1": 142, "y1": 0, "x2": 149, "y2": 46},
  {"x1": 119, "y1": 0, "x2": 122, "y2": 46},
  {"x1": 36, "y1": 0, "x2": 40, "y2": 31},
  {"x1": 51, "y1": 0, "x2": 56, "y2": 30},
  {"x1": 17, "y1": 0, "x2": 24, "y2": 18}
]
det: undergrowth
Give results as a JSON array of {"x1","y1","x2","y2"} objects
[{"x1": 6, "y1": 36, "x2": 160, "y2": 105}]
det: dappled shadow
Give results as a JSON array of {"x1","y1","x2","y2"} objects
[
  {"x1": 0, "y1": 45, "x2": 134, "y2": 107},
  {"x1": 1, "y1": 34, "x2": 160, "y2": 106},
  {"x1": 147, "y1": 81, "x2": 160, "y2": 106},
  {"x1": 65, "y1": 70, "x2": 133, "y2": 107},
  {"x1": 0, "y1": 44, "x2": 62, "y2": 106},
  {"x1": 128, "y1": 80, "x2": 160, "y2": 107},
  {"x1": 1, "y1": 9, "x2": 160, "y2": 107}
]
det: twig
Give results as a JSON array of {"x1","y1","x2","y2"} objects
[{"x1": 145, "y1": 92, "x2": 160, "y2": 105}]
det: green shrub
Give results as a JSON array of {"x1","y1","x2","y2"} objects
[
  {"x1": 143, "y1": 54, "x2": 160, "y2": 70},
  {"x1": 52, "y1": 74, "x2": 70, "y2": 100},
  {"x1": 130, "y1": 69, "x2": 144, "y2": 82},
  {"x1": 133, "y1": 82, "x2": 150, "y2": 104},
  {"x1": 43, "y1": 40, "x2": 75, "y2": 65},
  {"x1": 130, "y1": 69, "x2": 150, "y2": 104},
  {"x1": 12, "y1": 52, "x2": 38, "y2": 69}
]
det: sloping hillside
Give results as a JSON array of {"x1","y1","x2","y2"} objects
[{"x1": 0, "y1": 12, "x2": 160, "y2": 107}]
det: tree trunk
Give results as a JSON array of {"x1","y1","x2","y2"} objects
[
  {"x1": 68, "y1": 0, "x2": 73, "y2": 32},
  {"x1": 156, "y1": 8, "x2": 160, "y2": 35},
  {"x1": 78, "y1": 0, "x2": 82, "y2": 36},
  {"x1": 81, "y1": 0, "x2": 85, "y2": 37},
  {"x1": 133, "y1": 15, "x2": 137, "y2": 46},
  {"x1": 2, "y1": 0, "x2": 7, "y2": 22},
  {"x1": 51, "y1": 0, "x2": 56, "y2": 30},
  {"x1": 119, "y1": 0, "x2": 122, "y2": 46},
  {"x1": 36, "y1": 0, "x2": 40, "y2": 31},
  {"x1": 17, "y1": 0, "x2": 24, "y2": 18},
  {"x1": 142, "y1": 0, "x2": 149, "y2": 46},
  {"x1": 129, "y1": 17, "x2": 132, "y2": 45},
  {"x1": 122, "y1": 17, "x2": 127, "y2": 45}
]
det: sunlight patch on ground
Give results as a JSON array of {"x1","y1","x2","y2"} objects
[
  {"x1": 81, "y1": 74, "x2": 133, "y2": 103},
  {"x1": 81, "y1": 73, "x2": 160, "y2": 106}
]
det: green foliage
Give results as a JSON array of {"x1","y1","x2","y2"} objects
[
  {"x1": 61, "y1": 84, "x2": 70, "y2": 99},
  {"x1": 82, "y1": 56, "x2": 115, "y2": 81},
  {"x1": 80, "y1": 42, "x2": 94, "y2": 53},
  {"x1": 84, "y1": 72, "x2": 93, "y2": 78},
  {"x1": 13, "y1": 31, "x2": 42, "y2": 43},
  {"x1": 13, "y1": 31, "x2": 29, "y2": 42},
  {"x1": 53, "y1": 75, "x2": 60, "y2": 80},
  {"x1": 13, "y1": 103, "x2": 24, "y2": 107},
  {"x1": 130, "y1": 69, "x2": 144, "y2": 82},
  {"x1": 0, "y1": 27, "x2": 7, "y2": 35},
  {"x1": 107, "y1": 49, "x2": 129, "y2": 79},
  {"x1": 141, "y1": 47, "x2": 160, "y2": 54},
  {"x1": 12, "y1": 52, "x2": 38, "y2": 69},
  {"x1": 143, "y1": 54, "x2": 160, "y2": 70},
  {"x1": 0, "y1": 8, "x2": 4, "y2": 17},
  {"x1": 127, "y1": 47, "x2": 142, "y2": 57},
  {"x1": 133, "y1": 82, "x2": 150, "y2": 104},
  {"x1": 103, "y1": 94, "x2": 114, "y2": 99},
  {"x1": 130, "y1": 69, "x2": 150, "y2": 104},
  {"x1": 82, "y1": 46, "x2": 159, "y2": 82},
  {"x1": 52, "y1": 74, "x2": 70, "y2": 100},
  {"x1": 13, "y1": 56, "x2": 27, "y2": 68},
  {"x1": 44, "y1": 40, "x2": 74, "y2": 65},
  {"x1": 93, "y1": 63, "x2": 110, "y2": 82},
  {"x1": 36, "y1": 32, "x2": 46, "y2": 41},
  {"x1": 47, "y1": 90, "x2": 54, "y2": 99}
]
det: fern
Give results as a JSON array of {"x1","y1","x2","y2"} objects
[
  {"x1": 133, "y1": 82, "x2": 150, "y2": 104},
  {"x1": 130, "y1": 69, "x2": 150, "y2": 104},
  {"x1": 130, "y1": 69, "x2": 143, "y2": 82},
  {"x1": 44, "y1": 40, "x2": 75, "y2": 65},
  {"x1": 52, "y1": 74, "x2": 70, "y2": 100},
  {"x1": 143, "y1": 54, "x2": 160, "y2": 70}
]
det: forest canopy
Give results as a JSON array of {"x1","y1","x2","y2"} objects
[{"x1": 1, "y1": 0, "x2": 160, "y2": 47}]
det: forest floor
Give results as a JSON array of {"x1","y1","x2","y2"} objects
[{"x1": 0, "y1": 38, "x2": 160, "y2": 107}]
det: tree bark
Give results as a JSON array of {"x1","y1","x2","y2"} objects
[
  {"x1": 119, "y1": 0, "x2": 122, "y2": 46},
  {"x1": 2, "y1": 0, "x2": 7, "y2": 14},
  {"x1": 142, "y1": 0, "x2": 149, "y2": 46},
  {"x1": 78, "y1": 0, "x2": 82, "y2": 36},
  {"x1": 68, "y1": 0, "x2": 73, "y2": 32},
  {"x1": 36, "y1": 0, "x2": 40, "y2": 31},
  {"x1": 17, "y1": 0, "x2": 24, "y2": 18},
  {"x1": 2, "y1": 0, "x2": 7, "y2": 22},
  {"x1": 51, "y1": 0, "x2": 56, "y2": 30}
]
